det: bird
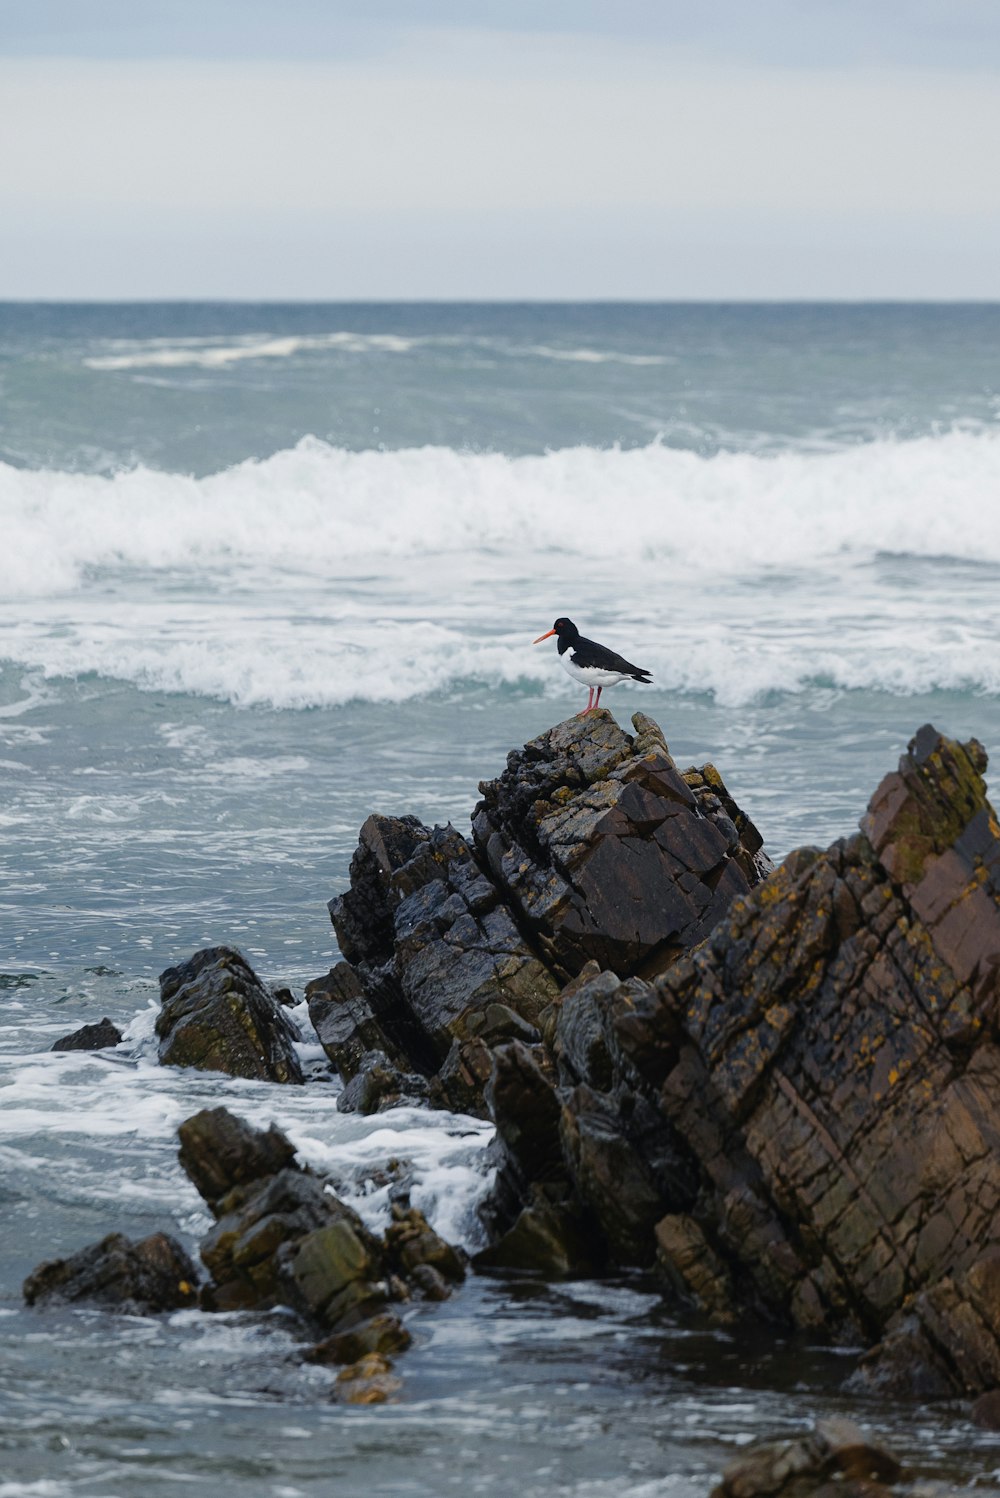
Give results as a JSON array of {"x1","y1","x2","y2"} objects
[{"x1": 533, "y1": 617, "x2": 652, "y2": 714}]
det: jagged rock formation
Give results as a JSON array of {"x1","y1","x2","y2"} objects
[
  {"x1": 472, "y1": 711, "x2": 770, "y2": 980},
  {"x1": 24, "y1": 1106, "x2": 465, "y2": 1401},
  {"x1": 176, "y1": 1105, "x2": 463, "y2": 1393},
  {"x1": 157, "y1": 946, "x2": 303, "y2": 1083},
  {"x1": 476, "y1": 723, "x2": 1000, "y2": 1398},
  {"x1": 316, "y1": 711, "x2": 1000, "y2": 1400},
  {"x1": 308, "y1": 711, "x2": 768, "y2": 1115}
]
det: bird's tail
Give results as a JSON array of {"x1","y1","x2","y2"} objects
[{"x1": 631, "y1": 669, "x2": 653, "y2": 683}]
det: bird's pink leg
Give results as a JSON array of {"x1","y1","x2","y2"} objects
[
  {"x1": 578, "y1": 687, "x2": 594, "y2": 716},
  {"x1": 594, "y1": 686, "x2": 603, "y2": 710}
]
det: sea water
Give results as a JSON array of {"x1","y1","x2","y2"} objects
[{"x1": 2, "y1": 303, "x2": 1000, "y2": 1495}]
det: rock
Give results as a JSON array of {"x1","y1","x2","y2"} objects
[
  {"x1": 334, "y1": 1352, "x2": 402, "y2": 1404},
  {"x1": 176, "y1": 1104, "x2": 386, "y2": 1323},
  {"x1": 474, "y1": 1185, "x2": 598, "y2": 1277},
  {"x1": 337, "y1": 1050, "x2": 429, "y2": 1115},
  {"x1": 157, "y1": 946, "x2": 303, "y2": 1083},
  {"x1": 177, "y1": 1106, "x2": 300, "y2": 1210},
  {"x1": 463, "y1": 722, "x2": 1000, "y2": 1396},
  {"x1": 385, "y1": 1204, "x2": 465, "y2": 1285},
  {"x1": 304, "y1": 1312, "x2": 412, "y2": 1365},
  {"x1": 711, "y1": 1418, "x2": 902, "y2": 1497},
  {"x1": 175, "y1": 1105, "x2": 464, "y2": 1356},
  {"x1": 51, "y1": 1017, "x2": 123, "y2": 1051},
  {"x1": 654, "y1": 1214, "x2": 736, "y2": 1324},
  {"x1": 971, "y1": 1388, "x2": 1000, "y2": 1429},
  {"x1": 315, "y1": 815, "x2": 559, "y2": 1092},
  {"x1": 471, "y1": 711, "x2": 770, "y2": 983},
  {"x1": 311, "y1": 714, "x2": 765, "y2": 1119},
  {"x1": 522, "y1": 725, "x2": 1000, "y2": 1395},
  {"x1": 306, "y1": 962, "x2": 405, "y2": 1080},
  {"x1": 23, "y1": 1232, "x2": 198, "y2": 1314}
]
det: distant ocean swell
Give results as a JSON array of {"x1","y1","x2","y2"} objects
[{"x1": 2, "y1": 431, "x2": 999, "y2": 709}]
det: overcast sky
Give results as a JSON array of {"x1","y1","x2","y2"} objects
[{"x1": 2, "y1": 1, "x2": 999, "y2": 299}]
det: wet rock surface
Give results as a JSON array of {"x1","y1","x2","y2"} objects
[
  {"x1": 23, "y1": 1232, "x2": 199, "y2": 1314},
  {"x1": 309, "y1": 712, "x2": 766, "y2": 1117},
  {"x1": 157, "y1": 946, "x2": 303, "y2": 1083},
  {"x1": 177, "y1": 1106, "x2": 464, "y2": 1362},
  {"x1": 711, "y1": 1418, "x2": 903, "y2": 1498},
  {"x1": 317, "y1": 712, "x2": 1000, "y2": 1401},
  {"x1": 472, "y1": 723, "x2": 1000, "y2": 1397},
  {"x1": 472, "y1": 710, "x2": 770, "y2": 982},
  {"x1": 51, "y1": 1017, "x2": 123, "y2": 1051}
]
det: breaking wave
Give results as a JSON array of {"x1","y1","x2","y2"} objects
[
  {"x1": 2, "y1": 431, "x2": 999, "y2": 708},
  {"x1": 3, "y1": 429, "x2": 999, "y2": 596}
]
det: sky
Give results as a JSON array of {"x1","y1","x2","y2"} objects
[{"x1": 1, "y1": 1, "x2": 999, "y2": 299}]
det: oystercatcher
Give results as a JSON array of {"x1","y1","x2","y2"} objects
[{"x1": 533, "y1": 617, "x2": 652, "y2": 714}]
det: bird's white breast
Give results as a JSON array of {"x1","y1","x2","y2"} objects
[{"x1": 561, "y1": 652, "x2": 629, "y2": 688}]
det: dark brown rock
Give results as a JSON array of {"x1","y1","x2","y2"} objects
[
  {"x1": 177, "y1": 1106, "x2": 299, "y2": 1212},
  {"x1": 336, "y1": 1050, "x2": 429, "y2": 1114},
  {"x1": 710, "y1": 1418, "x2": 902, "y2": 1498},
  {"x1": 311, "y1": 714, "x2": 765, "y2": 1115},
  {"x1": 518, "y1": 724, "x2": 1000, "y2": 1394},
  {"x1": 321, "y1": 819, "x2": 559, "y2": 1084},
  {"x1": 304, "y1": 1311, "x2": 412, "y2": 1365},
  {"x1": 471, "y1": 711, "x2": 770, "y2": 983},
  {"x1": 384, "y1": 1205, "x2": 465, "y2": 1285},
  {"x1": 971, "y1": 1388, "x2": 1000, "y2": 1429},
  {"x1": 176, "y1": 1107, "x2": 465, "y2": 1348},
  {"x1": 51, "y1": 1017, "x2": 123, "y2": 1051},
  {"x1": 157, "y1": 947, "x2": 303, "y2": 1083},
  {"x1": 23, "y1": 1232, "x2": 198, "y2": 1314}
]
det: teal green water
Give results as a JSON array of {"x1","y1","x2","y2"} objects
[{"x1": 3, "y1": 303, "x2": 1000, "y2": 1495}]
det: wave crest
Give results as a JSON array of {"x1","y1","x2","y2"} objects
[{"x1": 2, "y1": 430, "x2": 999, "y2": 600}]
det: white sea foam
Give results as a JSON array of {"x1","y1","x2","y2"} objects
[
  {"x1": 4, "y1": 432, "x2": 999, "y2": 593},
  {"x1": 2, "y1": 432, "x2": 1000, "y2": 708},
  {"x1": 84, "y1": 331, "x2": 419, "y2": 369}
]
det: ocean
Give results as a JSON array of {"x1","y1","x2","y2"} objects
[{"x1": 2, "y1": 301, "x2": 1000, "y2": 1495}]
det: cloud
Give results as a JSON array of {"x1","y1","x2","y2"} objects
[{"x1": 1, "y1": 28, "x2": 998, "y2": 297}]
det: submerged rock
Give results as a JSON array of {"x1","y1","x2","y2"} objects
[
  {"x1": 334, "y1": 1351, "x2": 402, "y2": 1404},
  {"x1": 157, "y1": 946, "x2": 303, "y2": 1083},
  {"x1": 710, "y1": 1417, "x2": 902, "y2": 1497},
  {"x1": 51, "y1": 1017, "x2": 123, "y2": 1051},
  {"x1": 23, "y1": 1231, "x2": 198, "y2": 1314}
]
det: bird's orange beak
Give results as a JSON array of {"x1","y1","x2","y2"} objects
[{"x1": 533, "y1": 629, "x2": 556, "y2": 644}]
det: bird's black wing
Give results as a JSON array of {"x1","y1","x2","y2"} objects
[{"x1": 574, "y1": 634, "x2": 653, "y2": 681}]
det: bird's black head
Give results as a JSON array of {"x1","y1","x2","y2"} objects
[{"x1": 533, "y1": 616, "x2": 579, "y2": 646}]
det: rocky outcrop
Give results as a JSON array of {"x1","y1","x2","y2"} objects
[
  {"x1": 176, "y1": 1105, "x2": 464, "y2": 1389},
  {"x1": 470, "y1": 723, "x2": 1000, "y2": 1397},
  {"x1": 22, "y1": 1105, "x2": 464, "y2": 1399},
  {"x1": 51, "y1": 1017, "x2": 123, "y2": 1051},
  {"x1": 308, "y1": 711, "x2": 767, "y2": 1115},
  {"x1": 472, "y1": 711, "x2": 770, "y2": 981},
  {"x1": 157, "y1": 946, "x2": 303, "y2": 1083},
  {"x1": 23, "y1": 1232, "x2": 199, "y2": 1313}
]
